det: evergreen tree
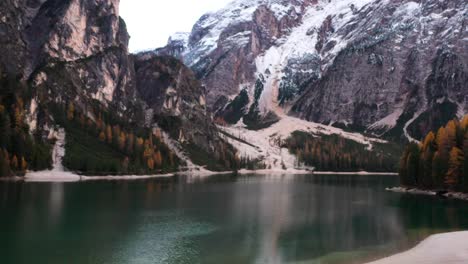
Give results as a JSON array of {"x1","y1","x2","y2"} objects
[
  {"x1": 11, "y1": 155, "x2": 18, "y2": 171},
  {"x1": 420, "y1": 132, "x2": 436, "y2": 188},
  {"x1": 463, "y1": 131, "x2": 468, "y2": 192},
  {"x1": 67, "y1": 102, "x2": 75, "y2": 121},
  {"x1": 0, "y1": 149, "x2": 11, "y2": 177},
  {"x1": 154, "y1": 151, "x2": 162, "y2": 168},
  {"x1": 406, "y1": 143, "x2": 420, "y2": 186},
  {"x1": 445, "y1": 147, "x2": 463, "y2": 191},
  {"x1": 0, "y1": 108, "x2": 11, "y2": 149}
]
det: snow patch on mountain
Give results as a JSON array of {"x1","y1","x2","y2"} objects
[
  {"x1": 185, "y1": 0, "x2": 307, "y2": 65},
  {"x1": 254, "y1": 0, "x2": 379, "y2": 114}
]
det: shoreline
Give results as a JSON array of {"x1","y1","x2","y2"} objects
[
  {"x1": 386, "y1": 187, "x2": 468, "y2": 201},
  {"x1": 0, "y1": 170, "x2": 400, "y2": 182},
  {"x1": 314, "y1": 171, "x2": 398, "y2": 176},
  {"x1": 366, "y1": 231, "x2": 468, "y2": 264},
  {"x1": 0, "y1": 171, "x2": 176, "y2": 182}
]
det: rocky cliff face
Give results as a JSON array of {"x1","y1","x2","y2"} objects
[
  {"x1": 0, "y1": 0, "x2": 140, "y2": 127},
  {"x1": 133, "y1": 54, "x2": 236, "y2": 169},
  {"x1": 0, "y1": 0, "x2": 235, "y2": 173},
  {"x1": 159, "y1": 0, "x2": 467, "y2": 141}
]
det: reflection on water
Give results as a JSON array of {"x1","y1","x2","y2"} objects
[{"x1": 1, "y1": 174, "x2": 468, "y2": 264}]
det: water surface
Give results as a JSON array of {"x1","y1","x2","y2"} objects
[{"x1": 1, "y1": 174, "x2": 467, "y2": 264}]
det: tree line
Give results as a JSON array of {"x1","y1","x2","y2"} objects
[
  {"x1": 399, "y1": 115, "x2": 468, "y2": 192},
  {"x1": 284, "y1": 131, "x2": 400, "y2": 172},
  {"x1": 0, "y1": 78, "x2": 52, "y2": 177},
  {"x1": 56, "y1": 102, "x2": 179, "y2": 175}
]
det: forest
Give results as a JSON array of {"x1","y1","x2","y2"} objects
[
  {"x1": 399, "y1": 115, "x2": 468, "y2": 193},
  {"x1": 284, "y1": 131, "x2": 401, "y2": 172},
  {"x1": 0, "y1": 77, "x2": 52, "y2": 177},
  {"x1": 53, "y1": 102, "x2": 180, "y2": 175}
]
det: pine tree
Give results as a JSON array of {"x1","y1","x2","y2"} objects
[
  {"x1": 0, "y1": 109, "x2": 11, "y2": 149},
  {"x1": 406, "y1": 143, "x2": 420, "y2": 186},
  {"x1": 67, "y1": 102, "x2": 75, "y2": 121},
  {"x1": 126, "y1": 133, "x2": 134, "y2": 154},
  {"x1": 446, "y1": 120, "x2": 458, "y2": 149},
  {"x1": 154, "y1": 151, "x2": 162, "y2": 168},
  {"x1": 20, "y1": 156, "x2": 28, "y2": 171},
  {"x1": 147, "y1": 157, "x2": 155, "y2": 170},
  {"x1": 118, "y1": 132, "x2": 126, "y2": 151},
  {"x1": 99, "y1": 131, "x2": 106, "y2": 142},
  {"x1": 435, "y1": 126, "x2": 450, "y2": 184},
  {"x1": 461, "y1": 115, "x2": 468, "y2": 132},
  {"x1": 106, "y1": 125, "x2": 112, "y2": 144},
  {"x1": 11, "y1": 155, "x2": 18, "y2": 171},
  {"x1": 463, "y1": 131, "x2": 468, "y2": 192},
  {"x1": 420, "y1": 132, "x2": 436, "y2": 188},
  {"x1": 446, "y1": 147, "x2": 463, "y2": 191},
  {"x1": 0, "y1": 149, "x2": 11, "y2": 177}
]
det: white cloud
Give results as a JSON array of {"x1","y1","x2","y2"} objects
[{"x1": 120, "y1": 0, "x2": 232, "y2": 52}]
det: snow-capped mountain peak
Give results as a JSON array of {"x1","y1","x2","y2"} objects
[{"x1": 158, "y1": 0, "x2": 467, "y2": 142}]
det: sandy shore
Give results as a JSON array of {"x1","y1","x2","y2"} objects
[
  {"x1": 15, "y1": 171, "x2": 175, "y2": 182},
  {"x1": 367, "y1": 231, "x2": 468, "y2": 264}
]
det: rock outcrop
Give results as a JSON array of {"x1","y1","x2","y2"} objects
[{"x1": 133, "y1": 54, "x2": 235, "y2": 167}]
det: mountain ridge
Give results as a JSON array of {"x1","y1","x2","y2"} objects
[{"x1": 157, "y1": 0, "x2": 467, "y2": 142}]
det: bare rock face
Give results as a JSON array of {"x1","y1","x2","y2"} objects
[
  {"x1": 0, "y1": 0, "x2": 138, "y2": 122},
  {"x1": 291, "y1": 0, "x2": 467, "y2": 141},
  {"x1": 133, "y1": 54, "x2": 236, "y2": 168},
  {"x1": 154, "y1": 32, "x2": 189, "y2": 60},
  {"x1": 158, "y1": 0, "x2": 467, "y2": 141}
]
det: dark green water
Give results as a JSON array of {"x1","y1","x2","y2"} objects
[{"x1": 1, "y1": 174, "x2": 468, "y2": 264}]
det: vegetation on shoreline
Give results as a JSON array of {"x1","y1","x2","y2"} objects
[
  {"x1": 399, "y1": 115, "x2": 468, "y2": 192},
  {"x1": 284, "y1": 131, "x2": 401, "y2": 172},
  {"x1": 52, "y1": 102, "x2": 180, "y2": 176},
  {"x1": 0, "y1": 77, "x2": 52, "y2": 177}
]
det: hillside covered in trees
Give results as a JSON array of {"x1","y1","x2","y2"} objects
[
  {"x1": 54, "y1": 102, "x2": 180, "y2": 175},
  {"x1": 0, "y1": 78, "x2": 52, "y2": 177},
  {"x1": 399, "y1": 115, "x2": 468, "y2": 193},
  {"x1": 284, "y1": 131, "x2": 401, "y2": 172}
]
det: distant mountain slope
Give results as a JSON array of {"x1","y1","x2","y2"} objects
[{"x1": 158, "y1": 0, "x2": 467, "y2": 142}]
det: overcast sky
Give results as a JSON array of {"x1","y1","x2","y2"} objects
[{"x1": 120, "y1": 0, "x2": 232, "y2": 52}]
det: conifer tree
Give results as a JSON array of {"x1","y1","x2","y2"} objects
[
  {"x1": 106, "y1": 125, "x2": 112, "y2": 144},
  {"x1": 446, "y1": 120, "x2": 458, "y2": 149},
  {"x1": 0, "y1": 149, "x2": 11, "y2": 177},
  {"x1": 21, "y1": 156, "x2": 28, "y2": 171},
  {"x1": 463, "y1": 131, "x2": 468, "y2": 192},
  {"x1": 11, "y1": 155, "x2": 18, "y2": 171},
  {"x1": 99, "y1": 131, "x2": 106, "y2": 142},
  {"x1": 67, "y1": 102, "x2": 75, "y2": 121},
  {"x1": 419, "y1": 132, "x2": 436, "y2": 188},
  {"x1": 446, "y1": 147, "x2": 463, "y2": 191},
  {"x1": 154, "y1": 151, "x2": 162, "y2": 168},
  {"x1": 147, "y1": 157, "x2": 155, "y2": 170}
]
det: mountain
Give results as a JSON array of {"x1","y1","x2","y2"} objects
[
  {"x1": 1, "y1": 0, "x2": 466, "y2": 176},
  {"x1": 0, "y1": 0, "x2": 236, "y2": 176},
  {"x1": 159, "y1": 0, "x2": 467, "y2": 142}
]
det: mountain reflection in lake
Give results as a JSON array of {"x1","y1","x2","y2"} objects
[{"x1": 1, "y1": 174, "x2": 467, "y2": 264}]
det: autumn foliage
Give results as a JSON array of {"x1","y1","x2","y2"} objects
[{"x1": 399, "y1": 115, "x2": 468, "y2": 192}]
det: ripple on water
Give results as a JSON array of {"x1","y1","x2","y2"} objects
[{"x1": 109, "y1": 210, "x2": 217, "y2": 264}]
